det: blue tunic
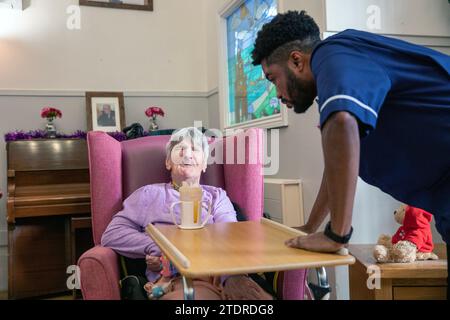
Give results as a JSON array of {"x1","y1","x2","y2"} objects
[{"x1": 311, "y1": 29, "x2": 450, "y2": 242}]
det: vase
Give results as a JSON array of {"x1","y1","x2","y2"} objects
[
  {"x1": 148, "y1": 117, "x2": 159, "y2": 132},
  {"x1": 45, "y1": 117, "x2": 57, "y2": 138}
]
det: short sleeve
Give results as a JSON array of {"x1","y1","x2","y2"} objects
[{"x1": 312, "y1": 42, "x2": 391, "y2": 135}]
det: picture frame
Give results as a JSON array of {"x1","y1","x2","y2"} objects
[
  {"x1": 85, "y1": 92, "x2": 126, "y2": 132},
  {"x1": 79, "y1": 0, "x2": 153, "y2": 12},
  {"x1": 218, "y1": 0, "x2": 288, "y2": 130}
]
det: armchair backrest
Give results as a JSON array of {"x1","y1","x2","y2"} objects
[
  {"x1": 121, "y1": 135, "x2": 226, "y2": 199},
  {"x1": 87, "y1": 128, "x2": 264, "y2": 245}
]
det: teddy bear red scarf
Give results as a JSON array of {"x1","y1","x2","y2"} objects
[{"x1": 392, "y1": 206, "x2": 434, "y2": 252}]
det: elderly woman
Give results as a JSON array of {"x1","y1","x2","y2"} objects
[{"x1": 101, "y1": 127, "x2": 272, "y2": 300}]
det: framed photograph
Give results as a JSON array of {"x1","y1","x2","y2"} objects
[
  {"x1": 218, "y1": 0, "x2": 288, "y2": 130},
  {"x1": 86, "y1": 92, "x2": 126, "y2": 132},
  {"x1": 79, "y1": 0, "x2": 153, "y2": 11}
]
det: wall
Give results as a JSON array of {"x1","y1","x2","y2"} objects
[
  {"x1": 206, "y1": 0, "x2": 448, "y2": 300},
  {"x1": 206, "y1": 0, "x2": 228, "y2": 93},
  {"x1": 0, "y1": 0, "x2": 211, "y2": 292},
  {"x1": 325, "y1": 0, "x2": 450, "y2": 38},
  {"x1": 0, "y1": 0, "x2": 208, "y2": 92}
]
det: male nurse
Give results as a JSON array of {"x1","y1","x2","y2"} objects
[{"x1": 251, "y1": 11, "x2": 449, "y2": 297}]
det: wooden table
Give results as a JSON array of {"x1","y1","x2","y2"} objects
[
  {"x1": 147, "y1": 218, "x2": 355, "y2": 299},
  {"x1": 349, "y1": 244, "x2": 448, "y2": 300}
]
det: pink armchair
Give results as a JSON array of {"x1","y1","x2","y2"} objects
[{"x1": 78, "y1": 128, "x2": 310, "y2": 300}]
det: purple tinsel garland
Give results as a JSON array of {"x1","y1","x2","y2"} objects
[{"x1": 4, "y1": 130, "x2": 127, "y2": 142}]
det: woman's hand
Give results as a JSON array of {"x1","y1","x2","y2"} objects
[
  {"x1": 146, "y1": 255, "x2": 162, "y2": 272},
  {"x1": 222, "y1": 275, "x2": 273, "y2": 300}
]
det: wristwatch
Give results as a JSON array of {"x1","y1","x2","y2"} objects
[{"x1": 324, "y1": 221, "x2": 353, "y2": 244}]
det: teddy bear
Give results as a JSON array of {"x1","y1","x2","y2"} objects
[{"x1": 373, "y1": 204, "x2": 439, "y2": 263}]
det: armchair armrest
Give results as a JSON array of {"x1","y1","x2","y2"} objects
[
  {"x1": 279, "y1": 268, "x2": 330, "y2": 300},
  {"x1": 78, "y1": 246, "x2": 121, "y2": 300},
  {"x1": 279, "y1": 269, "x2": 309, "y2": 300}
]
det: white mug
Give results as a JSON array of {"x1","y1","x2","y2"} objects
[{"x1": 169, "y1": 200, "x2": 212, "y2": 230}]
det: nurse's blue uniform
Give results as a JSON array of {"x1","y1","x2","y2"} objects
[{"x1": 311, "y1": 29, "x2": 449, "y2": 297}]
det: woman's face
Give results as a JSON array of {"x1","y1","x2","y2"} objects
[{"x1": 166, "y1": 139, "x2": 206, "y2": 182}]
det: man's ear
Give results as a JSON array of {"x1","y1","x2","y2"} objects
[{"x1": 288, "y1": 51, "x2": 304, "y2": 71}]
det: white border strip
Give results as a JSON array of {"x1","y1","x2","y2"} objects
[{"x1": 319, "y1": 94, "x2": 378, "y2": 118}]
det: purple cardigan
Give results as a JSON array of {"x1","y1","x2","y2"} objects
[{"x1": 101, "y1": 183, "x2": 237, "y2": 282}]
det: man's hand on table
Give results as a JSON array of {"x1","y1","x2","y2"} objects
[{"x1": 285, "y1": 232, "x2": 344, "y2": 253}]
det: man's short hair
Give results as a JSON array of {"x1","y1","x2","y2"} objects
[{"x1": 252, "y1": 10, "x2": 321, "y2": 66}]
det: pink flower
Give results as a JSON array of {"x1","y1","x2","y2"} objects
[
  {"x1": 145, "y1": 106, "x2": 165, "y2": 118},
  {"x1": 41, "y1": 107, "x2": 62, "y2": 119}
]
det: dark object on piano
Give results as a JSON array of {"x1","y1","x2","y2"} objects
[
  {"x1": 6, "y1": 139, "x2": 92, "y2": 299},
  {"x1": 123, "y1": 125, "x2": 210, "y2": 140},
  {"x1": 123, "y1": 123, "x2": 145, "y2": 140}
]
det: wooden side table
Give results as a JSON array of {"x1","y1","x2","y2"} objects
[{"x1": 349, "y1": 244, "x2": 447, "y2": 300}]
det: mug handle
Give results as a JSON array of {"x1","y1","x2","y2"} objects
[
  {"x1": 169, "y1": 201, "x2": 182, "y2": 227},
  {"x1": 200, "y1": 200, "x2": 212, "y2": 228}
]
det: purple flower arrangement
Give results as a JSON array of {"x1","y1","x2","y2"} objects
[{"x1": 4, "y1": 130, "x2": 127, "y2": 142}]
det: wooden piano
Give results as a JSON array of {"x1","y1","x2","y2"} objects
[{"x1": 6, "y1": 139, "x2": 93, "y2": 299}]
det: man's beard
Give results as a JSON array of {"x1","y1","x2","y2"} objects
[{"x1": 285, "y1": 68, "x2": 316, "y2": 114}]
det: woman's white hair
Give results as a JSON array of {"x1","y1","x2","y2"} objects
[{"x1": 165, "y1": 127, "x2": 209, "y2": 164}]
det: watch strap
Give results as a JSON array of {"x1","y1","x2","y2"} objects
[{"x1": 324, "y1": 221, "x2": 353, "y2": 244}]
